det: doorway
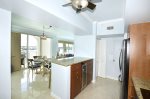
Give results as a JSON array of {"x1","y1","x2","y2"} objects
[
  {"x1": 96, "y1": 37, "x2": 123, "y2": 80},
  {"x1": 96, "y1": 39, "x2": 106, "y2": 78}
]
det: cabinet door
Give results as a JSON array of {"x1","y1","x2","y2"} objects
[
  {"x1": 128, "y1": 22, "x2": 150, "y2": 99},
  {"x1": 71, "y1": 63, "x2": 82, "y2": 99},
  {"x1": 87, "y1": 60, "x2": 93, "y2": 85}
]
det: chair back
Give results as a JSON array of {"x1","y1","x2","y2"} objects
[
  {"x1": 33, "y1": 56, "x2": 42, "y2": 60},
  {"x1": 28, "y1": 59, "x2": 34, "y2": 67}
]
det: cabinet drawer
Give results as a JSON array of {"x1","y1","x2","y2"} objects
[{"x1": 71, "y1": 63, "x2": 81, "y2": 71}]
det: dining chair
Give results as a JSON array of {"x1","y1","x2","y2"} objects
[
  {"x1": 28, "y1": 59, "x2": 41, "y2": 77},
  {"x1": 44, "y1": 60, "x2": 51, "y2": 69}
]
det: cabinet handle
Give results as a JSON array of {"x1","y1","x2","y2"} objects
[{"x1": 77, "y1": 76, "x2": 78, "y2": 79}]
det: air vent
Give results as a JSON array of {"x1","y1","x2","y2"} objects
[{"x1": 107, "y1": 26, "x2": 114, "y2": 30}]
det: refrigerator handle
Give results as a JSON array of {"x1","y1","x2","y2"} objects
[
  {"x1": 118, "y1": 74, "x2": 122, "y2": 82},
  {"x1": 119, "y1": 49, "x2": 123, "y2": 71}
]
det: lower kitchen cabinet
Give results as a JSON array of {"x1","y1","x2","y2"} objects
[
  {"x1": 70, "y1": 59, "x2": 93, "y2": 99},
  {"x1": 71, "y1": 63, "x2": 82, "y2": 99}
]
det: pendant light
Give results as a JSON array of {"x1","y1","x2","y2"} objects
[
  {"x1": 40, "y1": 25, "x2": 47, "y2": 40},
  {"x1": 40, "y1": 25, "x2": 52, "y2": 40}
]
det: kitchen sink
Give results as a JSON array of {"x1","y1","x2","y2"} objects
[{"x1": 140, "y1": 88, "x2": 150, "y2": 99}]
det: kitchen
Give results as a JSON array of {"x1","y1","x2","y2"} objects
[{"x1": 0, "y1": 0, "x2": 150, "y2": 99}]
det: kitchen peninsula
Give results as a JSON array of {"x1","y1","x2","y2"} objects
[{"x1": 50, "y1": 57, "x2": 93, "y2": 99}]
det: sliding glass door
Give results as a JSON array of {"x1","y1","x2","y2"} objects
[
  {"x1": 28, "y1": 35, "x2": 40, "y2": 59},
  {"x1": 21, "y1": 34, "x2": 40, "y2": 69},
  {"x1": 21, "y1": 34, "x2": 27, "y2": 68}
]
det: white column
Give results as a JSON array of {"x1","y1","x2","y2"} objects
[{"x1": 0, "y1": 8, "x2": 11, "y2": 99}]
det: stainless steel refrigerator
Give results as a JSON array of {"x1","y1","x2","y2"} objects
[{"x1": 119, "y1": 38, "x2": 130, "y2": 99}]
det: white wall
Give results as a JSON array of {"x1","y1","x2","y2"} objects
[
  {"x1": 97, "y1": 18, "x2": 124, "y2": 36},
  {"x1": 51, "y1": 63, "x2": 70, "y2": 99},
  {"x1": 74, "y1": 22, "x2": 97, "y2": 82},
  {"x1": 0, "y1": 8, "x2": 11, "y2": 99},
  {"x1": 74, "y1": 33, "x2": 96, "y2": 82},
  {"x1": 74, "y1": 35, "x2": 96, "y2": 58},
  {"x1": 125, "y1": 0, "x2": 150, "y2": 31}
]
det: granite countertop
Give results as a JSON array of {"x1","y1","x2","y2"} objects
[
  {"x1": 49, "y1": 57, "x2": 92, "y2": 66},
  {"x1": 132, "y1": 76, "x2": 150, "y2": 99}
]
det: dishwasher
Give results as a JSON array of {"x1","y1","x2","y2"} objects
[{"x1": 81, "y1": 62, "x2": 87, "y2": 90}]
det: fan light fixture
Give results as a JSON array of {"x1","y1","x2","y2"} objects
[{"x1": 72, "y1": 0, "x2": 88, "y2": 9}]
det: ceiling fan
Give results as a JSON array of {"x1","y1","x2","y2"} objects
[{"x1": 62, "y1": 0, "x2": 102, "y2": 13}]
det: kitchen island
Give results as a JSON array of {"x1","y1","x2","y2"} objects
[{"x1": 50, "y1": 57, "x2": 93, "y2": 99}]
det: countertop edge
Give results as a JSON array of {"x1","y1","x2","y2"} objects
[
  {"x1": 51, "y1": 57, "x2": 93, "y2": 67},
  {"x1": 132, "y1": 76, "x2": 150, "y2": 99}
]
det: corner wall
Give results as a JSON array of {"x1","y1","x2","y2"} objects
[
  {"x1": 74, "y1": 22, "x2": 97, "y2": 82},
  {"x1": 0, "y1": 8, "x2": 11, "y2": 99}
]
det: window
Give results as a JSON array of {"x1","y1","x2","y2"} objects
[
  {"x1": 66, "y1": 43, "x2": 74, "y2": 54},
  {"x1": 58, "y1": 41, "x2": 74, "y2": 57},
  {"x1": 58, "y1": 42, "x2": 64, "y2": 55}
]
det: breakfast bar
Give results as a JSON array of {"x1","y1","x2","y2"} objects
[{"x1": 50, "y1": 57, "x2": 93, "y2": 99}]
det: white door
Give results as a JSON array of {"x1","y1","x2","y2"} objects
[
  {"x1": 96, "y1": 39, "x2": 107, "y2": 78},
  {"x1": 105, "y1": 38, "x2": 123, "y2": 80}
]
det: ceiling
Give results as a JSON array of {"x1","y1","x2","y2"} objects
[
  {"x1": 0, "y1": 0, "x2": 125, "y2": 40},
  {"x1": 11, "y1": 14, "x2": 75, "y2": 40},
  {"x1": 84, "y1": 0, "x2": 124, "y2": 21},
  {"x1": 0, "y1": 0, "x2": 149, "y2": 39}
]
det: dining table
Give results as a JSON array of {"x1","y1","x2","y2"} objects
[{"x1": 34, "y1": 58, "x2": 50, "y2": 76}]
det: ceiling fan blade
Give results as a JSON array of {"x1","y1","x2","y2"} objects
[
  {"x1": 88, "y1": 0, "x2": 102, "y2": 3},
  {"x1": 62, "y1": 3, "x2": 72, "y2": 7},
  {"x1": 87, "y1": 2, "x2": 96, "y2": 10},
  {"x1": 76, "y1": 9, "x2": 81, "y2": 13}
]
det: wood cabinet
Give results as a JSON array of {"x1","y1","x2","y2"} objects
[
  {"x1": 87, "y1": 59, "x2": 93, "y2": 85},
  {"x1": 71, "y1": 63, "x2": 82, "y2": 99},
  {"x1": 128, "y1": 22, "x2": 150, "y2": 99},
  {"x1": 70, "y1": 59, "x2": 93, "y2": 99}
]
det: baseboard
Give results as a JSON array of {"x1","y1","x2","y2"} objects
[
  {"x1": 92, "y1": 80, "x2": 96, "y2": 83},
  {"x1": 51, "y1": 92, "x2": 61, "y2": 99},
  {"x1": 106, "y1": 76, "x2": 118, "y2": 81}
]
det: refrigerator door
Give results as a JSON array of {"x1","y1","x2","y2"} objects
[{"x1": 119, "y1": 38, "x2": 130, "y2": 99}]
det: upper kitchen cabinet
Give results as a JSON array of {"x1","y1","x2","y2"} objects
[{"x1": 97, "y1": 18, "x2": 124, "y2": 36}]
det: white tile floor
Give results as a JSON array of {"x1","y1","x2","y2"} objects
[
  {"x1": 11, "y1": 69, "x2": 120, "y2": 99},
  {"x1": 75, "y1": 78, "x2": 121, "y2": 99}
]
